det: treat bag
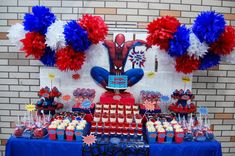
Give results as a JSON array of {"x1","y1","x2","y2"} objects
[
  {"x1": 56, "y1": 129, "x2": 65, "y2": 141},
  {"x1": 75, "y1": 130, "x2": 83, "y2": 141},
  {"x1": 148, "y1": 131, "x2": 157, "y2": 143},
  {"x1": 166, "y1": 131, "x2": 174, "y2": 143},
  {"x1": 175, "y1": 132, "x2": 184, "y2": 143},
  {"x1": 66, "y1": 130, "x2": 74, "y2": 141},
  {"x1": 48, "y1": 128, "x2": 57, "y2": 140},
  {"x1": 157, "y1": 132, "x2": 166, "y2": 143}
]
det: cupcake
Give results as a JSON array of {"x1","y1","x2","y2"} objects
[
  {"x1": 72, "y1": 120, "x2": 79, "y2": 125},
  {"x1": 98, "y1": 121, "x2": 103, "y2": 128},
  {"x1": 147, "y1": 126, "x2": 156, "y2": 143},
  {"x1": 135, "y1": 114, "x2": 142, "y2": 124},
  {"x1": 57, "y1": 124, "x2": 65, "y2": 141},
  {"x1": 130, "y1": 129, "x2": 135, "y2": 138},
  {"x1": 118, "y1": 108, "x2": 123, "y2": 114},
  {"x1": 137, "y1": 129, "x2": 142, "y2": 139},
  {"x1": 96, "y1": 103, "x2": 102, "y2": 109},
  {"x1": 75, "y1": 125, "x2": 84, "y2": 141},
  {"x1": 146, "y1": 121, "x2": 154, "y2": 127},
  {"x1": 133, "y1": 108, "x2": 139, "y2": 115},
  {"x1": 110, "y1": 104, "x2": 116, "y2": 109},
  {"x1": 133, "y1": 105, "x2": 138, "y2": 110},
  {"x1": 103, "y1": 107, "x2": 109, "y2": 113},
  {"x1": 157, "y1": 128, "x2": 166, "y2": 143},
  {"x1": 118, "y1": 114, "x2": 125, "y2": 123},
  {"x1": 117, "y1": 128, "x2": 122, "y2": 136},
  {"x1": 126, "y1": 114, "x2": 133, "y2": 123},
  {"x1": 154, "y1": 121, "x2": 161, "y2": 126},
  {"x1": 103, "y1": 104, "x2": 109, "y2": 109},
  {"x1": 102, "y1": 113, "x2": 109, "y2": 123},
  {"x1": 80, "y1": 120, "x2": 87, "y2": 128},
  {"x1": 94, "y1": 113, "x2": 101, "y2": 122},
  {"x1": 118, "y1": 104, "x2": 124, "y2": 109},
  {"x1": 110, "y1": 108, "x2": 116, "y2": 114},
  {"x1": 170, "y1": 118, "x2": 178, "y2": 126},
  {"x1": 175, "y1": 128, "x2": 184, "y2": 143},
  {"x1": 165, "y1": 126, "x2": 174, "y2": 143},
  {"x1": 126, "y1": 109, "x2": 132, "y2": 115},
  {"x1": 124, "y1": 122, "x2": 130, "y2": 129},
  {"x1": 66, "y1": 125, "x2": 75, "y2": 141},
  {"x1": 125, "y1": 105, "x2": 131, "y2": 109},
  {"x1": 96, "y1": 108, "x2": 102, "y2": 113},
  {"x1": 14, "y1": 126, "x2": 24, "y2": 137},
  {"x1": 110, "y1": 113, "x2": 116, "y2": 122}
]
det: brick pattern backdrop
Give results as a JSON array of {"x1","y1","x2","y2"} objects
[{"x1": 0, "y1": 0, "x2": 235, "y2": 155}]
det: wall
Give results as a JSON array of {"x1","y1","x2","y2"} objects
[{"x1": 0, "y1": 0, "x2": 235, "y2": 156}]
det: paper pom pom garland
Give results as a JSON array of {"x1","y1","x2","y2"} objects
[
  {"x1": 23, "y1": 6, "x2": 56, "y2": 34},
  {"x1": 45, "y1": 20, "x2": 66, "y2": 51},
  {"x1": 79, "y1": 14, "x2": 108, "y2": 44},
  {"x1": 8, "y1": 5, "x2": 108, "y2": 72},
  {"x1": 187, "y1": 32, "x2": 209, "y2": 59},
  {"x1": 221, "y1": 50, "x2": 235, "y2": 64},
  {"x1": 7, "y1": 23, "x2": 27, "y2": 48},
  {"x1": 168, "y1": 25, "x2": 190, "y2": 57},
  {"x1": 40, "y1": 47, "x2": 56, "y2": 66},
  {"x1": 146, "y1": 16, "x2": 180, "y2": 50},
  {"x1": 64, "y1": 20, "x2": 91, "y2": 52},
  {"x1": 210, "y1": 26, "x2": 235, "y2": 56},
  {"x1": 199, "y1": 52, "x2": 221, "y2": 70},
  {"x1": 175, "y1": 55, "x2": 200, "y2": 74},
  {"x1": 147, "y1": 11, "x2": 235, "y2": 74},
  {"x1": 20, "y1": 32, "x2": 46, "y2": 59},
  {"x1": 56, "y1": 46, "x2": 85, "y2": 71},
  {"x1": 8, "y1": 6, "x2": 235, "y2": 73},
  {"x1": 192, "y1": 11, "x2": 225, "y2": 44}
]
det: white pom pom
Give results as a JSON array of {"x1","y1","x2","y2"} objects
[
  {"x1": 7, "y1": 23, "x2": 27, "y2": 48},
  {"x1": 187, "y1": 33, "x2": 209, "y2": 59},
  {"x1": 45, "y1": 20, "x2": 66, "y2": 51},
  {"x1": 221, "y1": 50, "x2": 235, "y2": 64}
]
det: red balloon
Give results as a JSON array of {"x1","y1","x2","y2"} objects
[{"x1": 20, "y1": 32, "x2": 46, "y2": 59}]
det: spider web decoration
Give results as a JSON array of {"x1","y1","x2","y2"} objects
[
  {"x1": 129, "y1": 48, "x2": 146, "y2": 68},
  {"x1": 83, "y1": 134, "x2": 97, "y2": 146}
]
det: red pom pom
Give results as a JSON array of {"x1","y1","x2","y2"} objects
[
  {"x1": 146, "y1": 16, "x2": 180, "y2": 50},
  {"x1": 175, "y1": 55, "x2": 200, "y2": 74},
  {"x1": 210, "y1": 26, "x2": 235, "y2": 56},
  {"x1": 56, "y1": 46, "x2": 85, "y2": 71},
  {"x1": 79, "y1": 14, "x2": 108, "y2": 44},
  {"x1": 20, "y1": 32, "x2": 46, "y2": 59}
]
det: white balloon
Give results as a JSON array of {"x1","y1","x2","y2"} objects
[
  {"x1": 7, "y1": 23, "x2": 27, "y2": 48},
  {"x1": 187, "y1": 32, "x2": 209, "y2": 59},
  {"x1": 45, "y1": 20, "x2": 66, "y2": 51},
  {"x1": 221, "y1": 50, "x2": 235, "y2": 64}
]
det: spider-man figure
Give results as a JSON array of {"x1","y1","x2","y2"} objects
[{"x1": 90, "y1": 33, "x2": 147, "y2": 89}]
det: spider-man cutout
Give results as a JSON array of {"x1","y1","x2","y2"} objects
[{"x1": 90, "y1": 33, "x2": 147, "y2": 89}]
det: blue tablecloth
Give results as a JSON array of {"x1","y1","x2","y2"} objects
[
  {"x1": 6, "y1": 136, "x2": 82, "y2": 156},
  {"x1": 6, "y1": 136, "x2": 222, "y2": 156},
  {"x1": 150, "y1": 141, "x2": 222, "y2": 156}
]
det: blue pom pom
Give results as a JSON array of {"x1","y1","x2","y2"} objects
[
  {"x1": 64, "y1": 20, "x2": 91, "y2": 52},
  {"x1": 168, "y1": 25, "x2": 190, "y2": 57},
  {"x1": 23, "y1": 6, "x2": 56, "y2": 34},
  {"x1": 199, "y1": 52, "x2": 220, "y2": 70},
  {"x1": 40, "y1": 47, "x2": 55, "y2": 66},
  {"x1": 193, "y1": 11, "x2": 225, "y2": 44}
]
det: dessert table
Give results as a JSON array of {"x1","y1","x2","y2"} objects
[
  {"x1": 149, "y1": 141, "x2": 222, "y2": 156},
  {"x1": 6, "y1": 136, "x2": 82, "y2": 156},
  {"x1": 6, "y1": 136, "x2": 222, "y2": 156}
]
